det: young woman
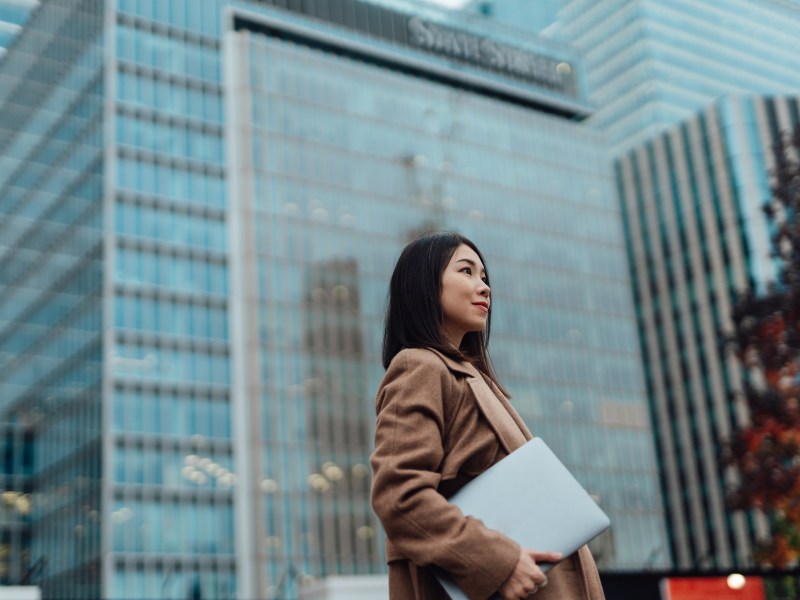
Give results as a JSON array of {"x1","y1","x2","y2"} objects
[{"x1": 370, "y1": 233, "x2": 604, "y2": 600}]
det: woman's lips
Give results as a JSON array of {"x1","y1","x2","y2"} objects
[{"x1": 473, "y1": 302, "x2": 489, "y2": 313}]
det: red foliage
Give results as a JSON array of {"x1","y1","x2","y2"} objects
[{"x1": 724, "y1": 125, "x2": 800, "y2": 568}]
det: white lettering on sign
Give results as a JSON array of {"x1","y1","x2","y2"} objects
[{"x1": 407, "y1": 17, "x2": 567, "y2": 90}]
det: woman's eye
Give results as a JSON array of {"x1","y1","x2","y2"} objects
[{"x1": 461, "y1": 267, "x2": 472, "y2": 275}]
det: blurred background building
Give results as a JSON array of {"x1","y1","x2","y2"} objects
[
  {"x1": 468, "y1": 0, "x2": 564, "y2": 31},
  {"x1": 0, "y1": 422, "x2": 33, "y2": 586},
  {"x1": 471, "y1": 0, "x2": 800, "y2": 579},
  {"x1": 554, "y1": 0, "x2": 800, "y2": 155},
  {"x1": 0, "y1": 0, "x2": 669, "y2": 598},
  {"x1": 471, "y1": 0, "x2": 800, "y2": 154},
  {"x1": 617, "y1": 94, "x2": 800, "y2": 571},
  {"x1": 0, "y1": 0, "x2": 38, "y2": 58},
  {"x1": 11, "y1": 0, "x2": 800, "y2": 597},
  {"x1": 554, "y1": 0, "x2": 800, "y2": 576}
]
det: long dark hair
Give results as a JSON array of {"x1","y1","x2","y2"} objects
[{"x1": 382, "y1": 232, "x2": 507, "y2": 394}]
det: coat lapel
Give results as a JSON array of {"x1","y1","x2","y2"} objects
[
  {"x1": 466, "y1": 375, "x2": 528, "y2": 454},
  {"x1": 428, "y1": 349, "x2": 529, "y2": 454},
  {"x1": 485, "y1": 377, "x2": 533, "y2": 442}
]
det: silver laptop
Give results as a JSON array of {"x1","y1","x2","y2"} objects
[{"x1": 434, "y1": 437, "x2": 610, "y2": 600}]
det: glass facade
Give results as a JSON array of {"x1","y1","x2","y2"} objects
[
  {"x1": 616, "y1": 95, "x2": 800, "y2": 569},
  {"x1": 553, "y1": 0, "x2": 800, "y2": 154},
  {"x1": 227, "y1": 7, "x2": 667, "y2": 595},
  {"x1": 0, "y1": 0, "x2": 38, "y2": 57},
  {"x1": 474, "y1": 0, "x2": 800, "y2": 572},
  {"x1": 465, "y1": 0, "x2": 564, "y2": 32},
  {"x1": 0, "y1": 421, "x2": 33, "y2": 585},
  {"x1": 111, "y1": 0, "x2": 235, "y2": 597},
  {"x1": 0, "y1": 0, "x2": 105, "y2": 596},
  {"x1": 1, "y1": 0, "x2": 668, "y2": 597}
]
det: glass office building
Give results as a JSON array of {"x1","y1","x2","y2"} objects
[
  {"x1": 0, "y1": 0, "x2": 38, "y2": 57},
  {"x1": 617, "y1": 95, "x2": 800, "y2": 569},
  {"x1": 1, "y1": 0, "x2": 667, "y2": 597},
  {"x1": 470, "y1": 0, "x2": 800, "y2": 577},
  {"x1": 0, "y1": 0, "x2": 105, "y2": 595},
  {"x1": 553, "y1": 0, "x2": 800, "y2": 154},
  {"x1": 0, "y1": 422, "x2": 33, "y2": 585},
  {"x1": 465, "y1": 0, "x2": 564, "y2": 33}
]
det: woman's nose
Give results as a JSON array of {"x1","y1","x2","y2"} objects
[{"x1": 479, "y1": 282, "x2": 490, "y2": 297}]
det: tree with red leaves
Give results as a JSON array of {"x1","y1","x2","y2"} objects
[{"x1": 724, "y1": 124, "x2": 800, "y2": 568}]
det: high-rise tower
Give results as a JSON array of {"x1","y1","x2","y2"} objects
[
  {"x1": 555, "y1": 0, "x2": 800, "y2": 154},
  {"x1": 0, "y1": 0, "x2": 667, "y2": 597},
  {"x1": 617, "y1": 95, "x2": 799, "y2": 569},
  {"x1": 426, "y1": 0, "x2": 800, "y2": 577}
]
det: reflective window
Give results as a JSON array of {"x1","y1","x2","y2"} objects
[{"x1": 223, "y1": 28, "x2": 667, "y2": 579}]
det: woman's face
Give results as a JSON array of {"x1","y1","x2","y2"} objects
[{"x1": 440, "y1": 244, "x2": 491, "y2": 348}]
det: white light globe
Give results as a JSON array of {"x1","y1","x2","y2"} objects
[{"x1": 727, "y1": 573, "x2": 746, "y2": 590}]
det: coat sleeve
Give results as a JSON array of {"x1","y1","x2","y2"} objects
[{"x1": 370, "y1": 350, "x2": 520, "y2": 600}]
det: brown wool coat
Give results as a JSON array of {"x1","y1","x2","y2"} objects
[{"x1": 370, "y1": 348, "x2": 605, "y2": 600}]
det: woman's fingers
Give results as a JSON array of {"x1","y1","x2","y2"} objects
[
  {"x1": 499, "y1": 549, "x2": 566, "y2": 598},
  {"x1": 522, "y1": 549, "x2": 562, "y2": 592},
  {"x1": 498, "y1": 549, "x2": 549, "y2": 599},
  {"x1": 527, "y1": 549, "x2": 563, "y2": 564}
]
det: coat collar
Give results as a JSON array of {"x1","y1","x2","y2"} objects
[
  {"x1": 426, "y1": 348, "x2": 531, "y2": 453},
  {"x1": 425, "y1": 347, "x2": 475, "y2": 377}
]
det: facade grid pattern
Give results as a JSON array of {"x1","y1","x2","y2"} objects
[
  {"x1": 616, "y1": 94, "x2": 800, "y2": 569},
  {"x1": 555, "y1": 0, "x2": 800, "y2": 155},
  {"x1": 1, "y1": 0, "x2": 671, "y2": 597},
  {"x1": 227, "y1": 14, "x2": 667, "y2": 594},
  {"x1": 0, "y1": 0, "x2": 105, "y2": 596}
]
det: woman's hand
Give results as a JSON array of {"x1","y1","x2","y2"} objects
[{"x1": 497, "y1": 549, "x2": 562, "y2": 599}]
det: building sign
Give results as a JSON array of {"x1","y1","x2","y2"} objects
[
  {"x1": 407, "y1": 17, "x2": 573, "y2": 94},
  {"x1": 235, "y1": 0, "x2": 587, "y2": 115},
  {"x1": 661, "y1": 577, "x2": 765, "y2": 600}
]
